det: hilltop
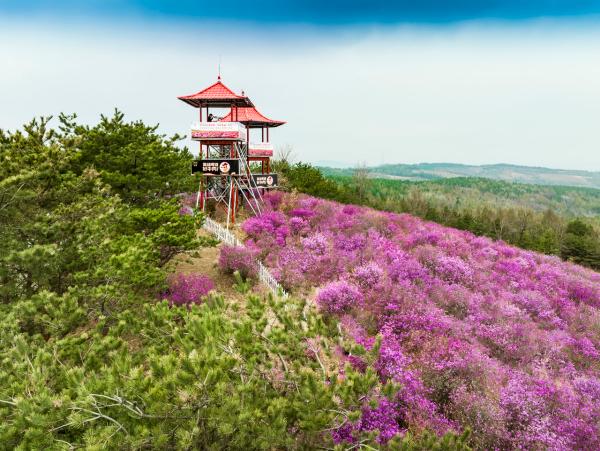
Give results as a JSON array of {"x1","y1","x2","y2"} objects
[{"x1": 2, "y1": 113, "x2": 599, "y2": 449}]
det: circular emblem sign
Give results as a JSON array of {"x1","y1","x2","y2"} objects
[
  {"x1": 219, "y1": 162, "x2": 231, "y2": 173},
  {"x1": 266, "y1": 176, "x2": 274, "y2": 186}
]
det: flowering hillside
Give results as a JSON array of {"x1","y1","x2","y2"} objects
[{"x1": 240, "y1": 191, "x2": 600, "y2": 449}]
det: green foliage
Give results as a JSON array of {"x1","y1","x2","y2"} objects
[
  {"x1": 0, "y1": 114, "x2": 202, "y2": 304},
  {"x1": 0, "y1": 288, "x2": 384, "y2": 449},
  {"x1": 320, "y1": 171, "x2": 600, "y2": 219},
  {"x1": 232, "y1": 270, "x2": 252, "y2": 294},
  {"x1": 276, "y1": 161, "x2": 348, "y2": 202},
  {"x1": 0, "y1": 174, "x2": 201, "y2": 307},
  {"x1": 561, "y1": 219, "x2": 600, "y2": 268},
  {"x1": 386, "y1": 429, "x2": 471, "y2": 450},
  {"x1": 1, "y1": 112, "x2": 195, "y2": 207},
  {"x1": 65, "y1": 110, "x2": 196, "y2": 203},
  {"x1": 566, "y1": 218, "x2": 594, "y2": 236},
  {"x1": 120, "y1": 200, "x2": 211, "y2": 266}
]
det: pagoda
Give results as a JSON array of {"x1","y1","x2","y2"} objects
[{"x1": 178, "y1": 76, "x2": 285, "y2": 226}]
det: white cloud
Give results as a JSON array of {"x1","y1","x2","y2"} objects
[{"x1": 1, "y1": 17, "x2": 600, "y2": 170}]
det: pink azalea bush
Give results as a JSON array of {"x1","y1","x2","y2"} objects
[
  {"x1": 316, "y1": 280, "x2": 363, "y2": 314},
  {"x1": 243, "y1": 191, "x2": 600, "y2": 449},
  {"x1": 218, "y1": 245, "x2": 257, "y2": 279},
  {"x1": 164, "y1": 273, "x2": 214, "y2": 306}
]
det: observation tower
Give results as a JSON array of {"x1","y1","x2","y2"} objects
[{"x1": 178, "y1": 76, "x2": 284, "y2": 226}]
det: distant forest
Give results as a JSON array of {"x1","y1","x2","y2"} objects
[
  {"x1": 323, "y1": 174, "x2": 600, "y2": 219},
  {"x1": 320, "y1": 162, "x2": 600, "y2": 190},
  {"x1": 275, "y1": 162, "x2": 600, "y2": 271}
]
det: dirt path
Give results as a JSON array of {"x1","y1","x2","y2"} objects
[
  {"x1": 170, "y1": 244, "x2": 238, "y2": 297},
  {"x1": 168, "y1": 228, "x2": 270, "y2": 306}
]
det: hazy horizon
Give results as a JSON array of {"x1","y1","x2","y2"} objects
[{"x1": 314, "y1": 160, "x2": 600, "y2": 173}]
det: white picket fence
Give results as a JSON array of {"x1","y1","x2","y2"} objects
[
  {"x1": 203, "y1": 217, "x2": 242, "y2": 246},
  {"x1": 257, "y1": 261, "x2": 288, "y2": 298},
  {"x1": 202, "y1": 217, "x2": 288, "y2": 298}
]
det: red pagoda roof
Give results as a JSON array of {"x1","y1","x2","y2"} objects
[
  {"x1": 178, "y1": 78, "x2": 254, "y2": 108},
  {"x1": 219, "y1": 107, "x2": 285, "y2": 128}
]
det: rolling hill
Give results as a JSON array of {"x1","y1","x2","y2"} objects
[
  {"x1": 245, "y1": 191, "x2": 600, "y2": 449},
  {"x1": 283, "y1": 162, "x2": 600, "y2": 270},
  {"x1": 319, "y1": 162, "x2": 600, "y2": 190}
]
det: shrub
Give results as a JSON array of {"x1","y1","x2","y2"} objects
[
  {"x1": 353, "y1": 261, "x2": 384, "y2": 288},
  {"x1": 263, "y1": 190, "x2": 284, "y2": 210},
  {"x1": 218, "y1": 245, "x2": 257, "y2": 279},
  {"x1": 164, "y1": 273, "x2": 214, "y2": 306},
  {"x1": 316, "y1": 280, "x2": 363, "y2": 314}
]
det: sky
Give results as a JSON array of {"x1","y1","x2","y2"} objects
[{"x1": 2, "y1": 1, "x2": 600, "y2": 171}]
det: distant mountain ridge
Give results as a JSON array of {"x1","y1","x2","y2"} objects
[{"x1": 319, "y1": 162, "x2": 600, "y2": 190}]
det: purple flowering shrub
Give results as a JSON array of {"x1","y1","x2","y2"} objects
[
  {"x1": 242, "y1": 192, "x2": 600, "y2": 448},
  {"x1": 334, "y1": 397, "x2": 403, "y2": 444},
  {"x1": 353, "y1": 261, "x2": 384, "y2": 288},
  {"x1": 218, "y1": 245, "x2": 257, "y2": 279},
  {"x1": 316, "y1": 281, "x2": 363, "y2": 314},
  {"x1": 163, "y1": 273, "x2": 214, "y2": 306},
  {"x1": 242, "y1": 212, "x2": 290, "y2": 260},
  {"x1": 262, "y1": 190, "x2": 284, "y2": 210}
]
